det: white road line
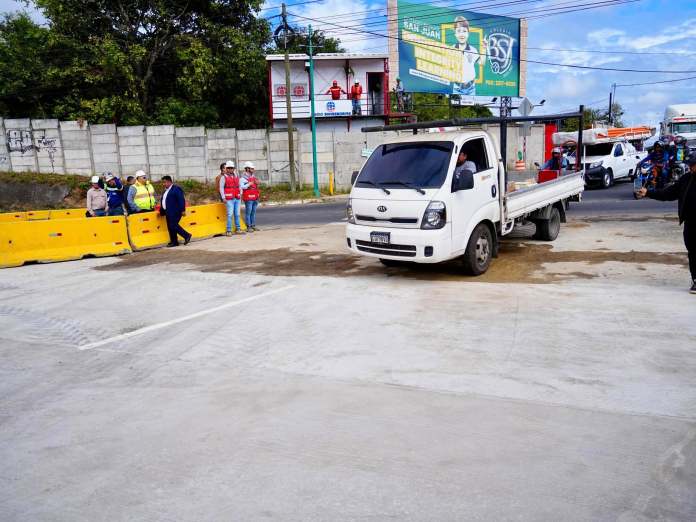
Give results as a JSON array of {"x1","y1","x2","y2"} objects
[{"x1": 77, "y1": 285, "x2": 295, "y2": 351}]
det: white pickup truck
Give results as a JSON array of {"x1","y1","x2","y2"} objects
[
  {"x1": 571, "y1": 141, "x2": 646, "y2": 188},
  {"x1": 346, "y1": 128, "x2": 585, "y2": 275}
]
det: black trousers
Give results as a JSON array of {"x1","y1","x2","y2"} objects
[
  {"x1": 165, "y1": 212, "x2": 190, "y2": 245},
  {"x1": 685, "y1": 220, "x2": 696, "y2": 280}
]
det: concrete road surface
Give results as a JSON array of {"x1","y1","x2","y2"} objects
[{"x1": 1, "y1": 213, "x2": 694, "y2": 521}]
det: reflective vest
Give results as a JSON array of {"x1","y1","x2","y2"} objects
[
  {"x1": 223, "y1": 175, "x2": 240, "y2": 200},
  {"x1": 242, "y1": 176, "x2": 260, "y2": 201},
  {"x1": 133, "y1": 181, "x2": 156, "y2": 210},
  {"x1": 328, "y1": 86, "x2": 342, "y2": 100}
]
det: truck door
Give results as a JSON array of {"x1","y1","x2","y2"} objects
[
  {"x1": 613, "y1": 143, "x2": 628, "y2": 178},
  {"x1": 450, "y1": 137, "x2": 498, "y2": 253}
]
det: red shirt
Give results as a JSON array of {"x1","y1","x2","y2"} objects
[
  {"x1": 351, "y1": 85, "x2": 363, "y2": 99},
  {"x1": 327, "y1": 86, "x2": 343, "y2": 100}
]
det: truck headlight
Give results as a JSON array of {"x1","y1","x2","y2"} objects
[
  {"x1": 590, "y1": 160, "x2": 603, "y2": 168},
  {"x1": 421, "y1": 201, "x2": 446, "y2": 229},
  {"x1": 346, "y1": 199, "x2": 355, "y2": 224}
]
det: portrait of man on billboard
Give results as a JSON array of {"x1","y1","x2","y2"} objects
[{"x1": 452, "y1": 16, "x2": 486, "y2": 96}]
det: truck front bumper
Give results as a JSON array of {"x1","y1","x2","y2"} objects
[
  {"x1": 346, "y1": 223, "x2": 453, "y2": 263},
  {"x1": 583, "y1": 166, "x2": 607, "y2": 185}
]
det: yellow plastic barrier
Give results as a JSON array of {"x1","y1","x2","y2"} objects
[
  {"x1": 49, "y1": 208, "x2": 86, "y2": 220},
  {"x1": 126, "y1": 211, "x2": 170, "y2": 251},
  {"x1": 25, "y1": 210, "x2": 51, "y2": 221},
  {"x1": 0, "y1": 216, "x2": 131, "y2": 268},
  {"x1": 0, "y1": 211, "x2": 27, "y2": 222}
]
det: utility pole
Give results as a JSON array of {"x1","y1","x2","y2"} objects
[
  {"x1": 609, "y1": 82, "x2": 617, "y2": 127},
  {"x1": 281, "y1": 3, "x2": 297, "y2": 192},
  {"x1": 608, "y1": 88, "x2": 613, "y2": 126},
  {"x1": 308, "y1": 24, "x2": 320, "y2": 198}
]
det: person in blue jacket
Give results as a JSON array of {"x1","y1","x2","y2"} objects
[
  {"x1": 159, "y1": 175, "x2": 192, "y2": 247},
  {"x1": 541, "y1": 147, "x2": 569, "y2": 171},
  {"x1": 104, "y1": 173, "x2": 125, "y2": 216}
]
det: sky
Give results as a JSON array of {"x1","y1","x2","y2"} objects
[{"x1": 2, "y1": 0, "x2": 696, "y2": 128}]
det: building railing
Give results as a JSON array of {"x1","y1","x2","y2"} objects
[{"x1": 271, "y1": 93, "x2": 387, "y2": 119}]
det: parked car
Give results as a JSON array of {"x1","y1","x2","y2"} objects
[{"x1": 582, "y1": 141, "x2": 647, "y2": 188}]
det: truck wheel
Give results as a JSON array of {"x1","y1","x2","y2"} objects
[
  {"x1": 533, "y1": 207, "x2": 561, "y2": 241},
  {"x1": 379, "y1": 258, "x2": 407, "y2": 267},
  {"x1": 602, "y1": 169, "x2": 614, "y2": 189},
  {"x1": 462, "y1": 224, "x2": 493, "y2": 275}
]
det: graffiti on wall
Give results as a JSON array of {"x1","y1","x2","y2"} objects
[{"x1": 5, "y1": 129, "x2": 60, "y2": 172}]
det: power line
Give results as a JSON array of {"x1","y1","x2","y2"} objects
[
  {"x1": 616, "y1": 75, "x2": 696, "y2": 87},
  {"x1": 259, "y1": 0, "x2": 328, "y2": 13},
  {"x1": 289, "y1": 10, "x2": 696, "y2": 74}
]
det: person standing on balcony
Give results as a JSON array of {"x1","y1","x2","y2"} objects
[{"x1": 351, "y1": 80, "x2": 363, "y2": 115}]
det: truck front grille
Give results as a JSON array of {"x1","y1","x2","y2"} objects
[{"x1": 355, "y1": 240, "x2": 417, "y2": 257}]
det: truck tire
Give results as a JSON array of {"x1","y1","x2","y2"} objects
[
  {"x1": 602, "y1": 169, "x2": 613, "y2": 189},
  {"x1": 462, "y1": 224, "x2": 493, "y2": 275},
  {"x1": 533, "y1": 207, "x2": 561, "y2": 241}
]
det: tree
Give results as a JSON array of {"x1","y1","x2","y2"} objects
[
  {"x1": 0, "y1": 1, "x2": 273, "y2": 128},
  {"x1": 408, "y1": 93, "x2": 492, "y2": 122},
  {"x1": 561, "y1": 103, "x2": 625, "y2": 131},
  {"x1": 269, "y1": 26, "x2": 344, "y2": 55}
]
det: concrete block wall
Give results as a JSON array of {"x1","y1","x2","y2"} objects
[
  {"x1": 91, "y1": 124, "x2": 120, "y2": 176},
  {"x1": 237, "y1": 129, "x2": 269, "y2": 182},
  {"x1": 206, "y1": 128, "x2": 236, "y2": 181},
  {"x1": 268, "y1": 130, "x2": 299, "y2": 185},
  {"x1": 300, "y1": 131, "x2": 335, "y2": 187},
  {"x1": 147, "y1": 125, "x2": 176, "y2": 178},
  {"x1": 0, "y1": 118, "x2": 12, "y2": 172},
  {"x1": 60, "y1": 121, "x2": 93, "y2": 176},
  {"x1": 5, "y1": 118, "x2": 36, "y2": 172},
  {"x1": 118, "y1": 126, "x2": 148, "y2": 175},
  {"x1": 1, "y1": 118, "x2": 549, "y2": 190},
  {"x1": 31, "y1": 119, "x2": 64, "y2": 174},
  {"x1": 176, "y1": 127, "x2": 206, "y2": 181}
]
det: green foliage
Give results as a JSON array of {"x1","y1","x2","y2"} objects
[
  {"x1": 561, "y1": 103, "x2": 625, "y2": 131},
  {"x1": 269, "y1": 26, "x2": 344, "y2": 55},
  {"x1": 408, "y1": 93, "x2": 493, "y2": 122},
  {"x1": 0, "y1": 1, "x2": 274, "y2": 128}
]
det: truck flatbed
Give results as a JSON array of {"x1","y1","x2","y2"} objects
[{"x1": 506, "y1": 172, "x2": 584, "y2": 221}]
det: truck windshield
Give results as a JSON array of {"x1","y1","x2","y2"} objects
[
  {"x1": 356, "y1": 141, "x2": 454, "y2": 189},
  {"x1": 585, "y1": 143, "x2": 614, "y2": 156}
]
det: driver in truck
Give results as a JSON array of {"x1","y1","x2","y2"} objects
[{"x1": 455, "y1": 149, "x2": 477, "y2": 174}]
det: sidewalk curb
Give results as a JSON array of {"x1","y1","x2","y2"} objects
[{"x1": 261, "y1": 195, "x2": 349, "y2": 207}]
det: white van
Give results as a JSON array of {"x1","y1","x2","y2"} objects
[{"x1": 346, "y1": 128, "x2": 585, "y2": 275}]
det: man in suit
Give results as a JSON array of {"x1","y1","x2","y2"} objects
[{"x1": 160, "y1": 175, "x2": 192, "y2": 247}]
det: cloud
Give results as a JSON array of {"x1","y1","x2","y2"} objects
[{"x1": 588, "y1": 19, "x2": 696, "y2": 50}]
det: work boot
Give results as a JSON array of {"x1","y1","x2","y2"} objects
[
  {"x1": 252, "y1": 226, "x2": 258, "y2": 232},
  {"x1": 225, "y1": 231, "x2": 232, "y2": 237},
  {"x1": 235, "y1": 229, "x2": 245, "y2": 235},
  {"x1": 184, "y1": 234, "x2": 192, "y2": 246},
  {"x1": 690, "y1": 280, "x2": 696, "y2": 294},
  {"x1": 247, "y1": 227, "x2": 254, "y2": 233}
]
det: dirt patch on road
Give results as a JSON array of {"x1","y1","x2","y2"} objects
[{"x1": 96, "y1": 242, "x2": 687, "y2": 283}]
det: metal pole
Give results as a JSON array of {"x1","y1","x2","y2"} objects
[
  {"x1": 308, "y1": 24, "x2": 320, "y2": 198},
  {"x1": 608, "y1": 90, "x2": 613, "y2": 126},
  {"x1": 576, "y1": 105, "x2": 584, "y2": 171},
  {"x1": 282, "y1": 3, "x2": 297, "y2": 192}
]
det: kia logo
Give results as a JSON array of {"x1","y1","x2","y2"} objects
[{"x1": 377, "y1": 205, "x2": 387, "y2": 212}]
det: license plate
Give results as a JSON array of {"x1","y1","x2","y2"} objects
[{"x1": 370, "y1": 232, "x2": 390, "y2": 245}]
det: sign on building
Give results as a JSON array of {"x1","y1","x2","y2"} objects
[
  {"x1": 397, "y1": 0, "x2": 521, "y2": 97},
  {"x1": 274, "y1": 84, "x2": 308, "y2": 97},
  {"x1": 315, "y1": 100, "x2": 353, "y2": 118}
]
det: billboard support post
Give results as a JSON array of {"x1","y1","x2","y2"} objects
[{"x1": 281, "y1": 3, "x2": 297, "y2": 192}]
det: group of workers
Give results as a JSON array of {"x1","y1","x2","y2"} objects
[
  {"x1": 84, "y1": 161, "x2": 262, "y2": 244},
  {"x1": 215, "y1": 160, "x2": 261, "y2": 235},
  {"x1": 85, "y1": 170, "x2": 156, "y2": 217},
  {"x1": 325, "y1": 78, "x2": 407, "y2": 115}
]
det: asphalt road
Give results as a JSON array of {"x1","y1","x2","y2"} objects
[{"x1": 259, "y1": 179, "x2": 678, "y2": 227}]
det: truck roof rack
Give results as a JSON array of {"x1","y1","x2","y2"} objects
[{"x1": 362, "y1": 105, "x2": 586, "y2": 186}]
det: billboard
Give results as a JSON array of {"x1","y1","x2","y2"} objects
[{"x1": 397, "y1": 0, "x2": 521, "y2": 96}]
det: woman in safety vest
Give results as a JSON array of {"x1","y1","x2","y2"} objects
[
  {"x1": 219, "y1": 160, "x2": 243, "y2": 235},
  {"x1": 129, "y1": 170, "x2": 156, "y2": 213},
  {"x1": 241, "y1": 161, "x2": 261, "y2": 232}
]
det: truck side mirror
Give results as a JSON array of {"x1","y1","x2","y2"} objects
[
  {"x1": 452, "y1": 169, "x2": 474, "y2": 192},
  {"x1": 351, "y1": 170, "x2": 359, "y2": 185}
]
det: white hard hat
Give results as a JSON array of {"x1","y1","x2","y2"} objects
[
  {"x1": 104, "y1": 173, "x2": 115, "y2": 181},
  {"x1": 243, "y1": 161, "x2": 255, "y2": 169},
  {"x1": 225, "y1": 160, "x2": 235, "y2": 168},
  {"x1": 90, "y1": 175, "x2": 100, "y2": 183},
  {"x1": 135, "y1": 170, "x2": 147, "y2": 178},
  {"x1": 552, "y1": 147, "x2": 561, "y2": 153}
]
